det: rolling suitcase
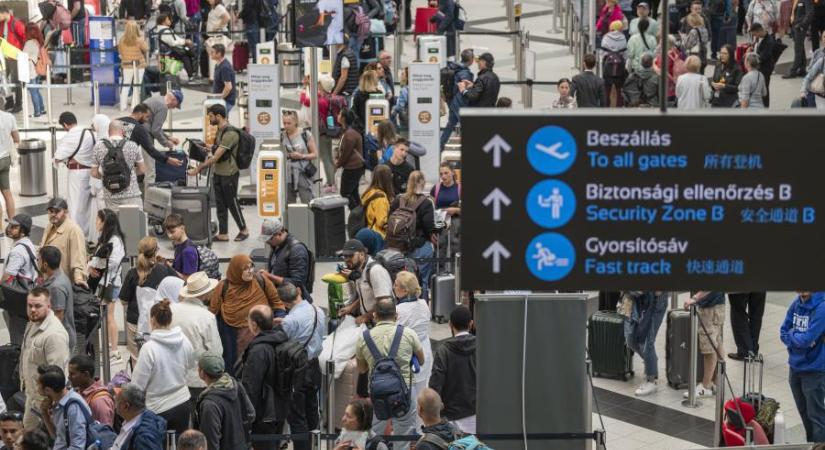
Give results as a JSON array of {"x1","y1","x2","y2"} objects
[
  {"x1": 598, "y1": 291, "x2": 621, "y2": 311},
  {"x1": 588, "y1": 311, "x2": 634, "y2": 380},
  {"x1": 171, "y1": 186, "x2": 212, "y2": 246},
  {"x1": 154, "y1": 150, "x2": 188, "y2": 185},
  {"x1": 233, "y1": 41, "x2": 249, "y2": 71},
  {"x1": 310, "y1": 196, "x2": 348, "y2": 259},
  {"x1": 666, "y1": 309, "x2": 705, "y2": 389},
  {"x1": 431, "y1": 273, "x2": 456, "y2": 323},
  {"x1": 0, "y1": 344, "x2": 20, "y2": 403},
  {"x1": 143, "y1": 183, "x2": 173, "y2": 232}
]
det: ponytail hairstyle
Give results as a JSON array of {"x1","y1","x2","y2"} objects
[
  {"x1": 403, "y1": 170, "x2": 426, "y2": 203},
  {"x1": 136, "y1": 237, "x2": 159, "y2": 285},
  {"x1": 150, "y1": 299, "x2": 173, "y2": 327}
]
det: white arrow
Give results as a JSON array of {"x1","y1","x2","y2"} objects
[
  {"x1": 482, "y1": 241, "x2": 511, "y2": 274},
  {"x1": 482, "y1": 134, "x2": 512, "y2": 168},
  {"x1": 482, "y1": 188, "x2": 511, "y2": 221}
]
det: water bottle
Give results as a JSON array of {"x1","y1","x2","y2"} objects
[
  {"x1": 774, "y1": 409, "x2": 786, "y2": 444},
  {"x1": 326, "y1": 114, "x2": 334, "y2": 129},
  {"x1": 86, "y1": 439, "x2": 100, "y2": 450}
]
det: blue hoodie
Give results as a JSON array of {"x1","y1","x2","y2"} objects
[
  {"x1": 127, "y1": 410, "x2": 167, "y2": 450},
  {"x1": 780, "y1": 292, "x2": 825, "y2": 372}
]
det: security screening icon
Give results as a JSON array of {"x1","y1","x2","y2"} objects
[
  {"x1": 526, "y1": 233, "x2": 576, "y2": 281},
  {"x1": 527, "y1": 126, "x2": 577, "y2": 175},
  {"x1": 526, "y1": 179, "x2": 576, "y2": 228}
]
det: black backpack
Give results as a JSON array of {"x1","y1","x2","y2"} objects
[
  {"x1": 363, "y1": 325, "x2": 412, "y2": 420},
  {"x1": 440, "y1": 62, "x2": 459, "y2": 102},
  {"x1": 101, "y1": 139, "x2": 132, "y2": 194},
  {"x1": 224, "y1": 126, "x2": 256, "y2": 170},
  {"x1": 602, "y1": 49, "x2": 627, "y2": 79},
  {"x1": 273, "y1": 306, "x2": 317, "y2": 395}
]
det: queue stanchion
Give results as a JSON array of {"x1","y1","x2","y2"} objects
[
  {"x1": 682, "y1": 303, "x2": 702, "y2": 407},
  {"x1": 130, "y1": 61, "x2": 138, "y2": 111},
  {"x1": 551, "y1": 0, "x2": 561, "y2": 34},
  {"x1": 166, "y1": 80, "x2": 173, "y2": 129},
  {"x1": 325, "y1": 360, "x2": 335, "y2": 450},
  {"x1": 670, "y1": 291, "x2": 679, "y2": 309},
  {"x1": 166, "y1": 430, "x2": 177, "y2": 450},
  {"x1": 311, "y1": 430, "x2": 322, "y2": 450},
  {"x1": 454, "y1": 30, "x2": 461, "y2": 60},
  {"x1": 64, "y1": 47, "x2": 75, "y2": 106},
  {"x1": 309, "y1": 49, "x2": 320, "y2": 198},
  {"x1": 93, "y1": 80, "x2": 100, "y2": 115},
  {"x1": 100, "y1": 302, "x2": 111, "y2": 383},
  {"x1": 454, "y1": 252, "x2": 461, "y2": 305},
  {"x1": 713, "y1": 360, "x2": 726, "y2": 446},
  {"x1": 21, "y1": 81, "x2": 29, "y2": 134}
]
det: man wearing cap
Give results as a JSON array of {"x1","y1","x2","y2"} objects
[
  {"x1": 2, "y1": 213, "x2": 36, "y2": 345},
  {"x1": 629, "y1": 2, "x2": 659, "y2": 36},
  {"x1": 54, "y1": 112, "x2": 95, "y2": 237},
  {"x1": 170, "y1": 272, "x2": 223, "y2": 401},
  {"x1": 258, "y1": 218, "x2": 313, "y2": 303},
  {"x1": 91, "y1": 120, "x2": 147, "y2": 212},
  {"x1": 458, "y1": 52, "x2": 500, "y2": 108},
  {"x1": 119, "y1": 103, "x2": 185, "y2": 192},
  {"x1": 193, "y1": 352, "x2": 255, "y2": 450},
  {"x1": 143, "y1": 90, "x2": 184, "y2": 186},
  {"x1": 41, "y1": 198, "x2": 88, "y2": 287},
  {"x1": 336, "y1": 239, "x2": 392, "y2": 325},
  {"x1": 188, "y1": 104, "x2": 249, "y2": 242}
]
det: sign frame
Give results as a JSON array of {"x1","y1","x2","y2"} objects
[{"x1": 409, "y1": 62, "x2": 441, "y2": 184}]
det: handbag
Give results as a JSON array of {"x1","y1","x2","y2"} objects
[
  {"x1": 370, "y1": 18, "x2": 387, "y2": 35},
  {"x1": 302, "y1": 160, "x2": 318, "y2": 178},
  {"x1": 811, "y1": 73, "x2": 825, "y2": 95},
  {"x1": 0, "y1": 244, "x2": 40, "y2": 318}
]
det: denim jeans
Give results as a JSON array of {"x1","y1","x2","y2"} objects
[
  {"x1": 29, "y1": 77, "x2": 44, "y2": 115},
  {"x1": 348, "y1": 35, "x2": 364, "y2": 69},
  {"x1": 439, "y1": 105, "x2": 460, "y2": 150},
  {"x1": 789, "y1": 369, "x2": 825, "y2": 442},
  {"x1": 246, "y1": 18, "x2": 277, "y2": 63},
  {"x1": 408, "y1": 241, "x2": 434, "y2": 300},
  {"x1": 710, "y1": 16, "x2": 737, "y2": 59},
  {"x1": 624, "y1": 294, "x2": 668, "y2": 380}
]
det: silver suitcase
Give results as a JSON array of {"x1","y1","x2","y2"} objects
[
  {"x1": 144, "y1": 184, "x2": 172, "y2": 224},
  {"x1": 431, "y1": 273, "x2": 456, "y2": 323}
]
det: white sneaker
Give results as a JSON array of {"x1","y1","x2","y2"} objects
[
  {"x1": 683, "y1": 383, "x2": 715, "y2": 398},
  {"x1": 635, "y1": 381, "x2": 658, "y2": 396},
  {"x1": 110, "y1": 350, "x2": 123, "y2": 363}
]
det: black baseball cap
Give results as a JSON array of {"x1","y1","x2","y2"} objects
[
  {"x1": 341, "y1": 239, "x2": 367, "y2": 256},
  {"x1": 47, "y1": 197, "x2": 69, "y2": 211},
  {"x1": 8, "y1": 214, "x2": 31, "y2": 234}
]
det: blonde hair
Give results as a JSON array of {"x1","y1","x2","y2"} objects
[
  {"x1": 359, "y1": 70, "x2": 379, "y2": 92},
  {"x1": 685, "y1": 55, "x2": 702, "y2": 73},
  {"x1": 395, "y1": 271, "x2": 421, "y2": 298},
  {"x1": 686, "y1": 13, "x2": 704, "y2": 28},
  {"x1": 136, "y1": 237, "x2": 159, "y2": 285},
  {"x1": 609, "y1": 20, "x2": 623, "y2": 32},
  {"x1": 404, "y1": 170, "x2": 426, "y2": 202},
  {"x1": 121, "y1": 20, "x2": 141, "y2": 47}
]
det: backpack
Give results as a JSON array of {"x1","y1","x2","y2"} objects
[
  {"x1": 385, "y1": 195, "x2": 428, "y2": 250},
  {"x1": 602, "y1": 49, "x2": 627, "y2": 79},
  {"x1": 73, "y1": 284, "x2": 100, "y2": 340},
  {"x1": 267, "y1": 306, "x2": 316, "y2": 396},
  {"x1": 347, "y1": 190, "x2": 386, "y2": 238},
  {"x1": 63, "y1": 398, "x2": 118, "y2": 450},
  {"x1": 418, "y1": 434, "x2": 493, "y2": 450},
  {"x1": 100, "y1": 139, "x2": 132, "y2": 194},
  {"x1": 225, "y1": 126, "x2": 256, "y2": 170},
  {"x1": 35, "y1": 45, "x2": 51, "y2": 77},
  {"x1": 363, "y1": 325, "x2": 411, "y2": 420},
  {"x1": 368, "y1": 248, "x2": 419, "y2": 285},
  {"x1": 440, "y1": 63, "x2": 460, "y2": 103},
  {"x1": 194, "y1": 244, "x2": 221, "y2": 279},
  {"x1": 354, "y1": 6, "x2": 372, "y2": 39},
  {"x1": 321, "y1": 94, "x2": 348, "y2": 138},
  {"x1": 383, "y1": 0, "x2": 397, "y2": 27},
  {"x1": 363, "y1": 133, "x2": 380, "y2": 170}
]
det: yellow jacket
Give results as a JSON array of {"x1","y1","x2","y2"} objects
[{"x1": 361, "y1": 187, "x2": 390, "y2": 238}]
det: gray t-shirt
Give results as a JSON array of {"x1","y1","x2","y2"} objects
[
  {"x1": 5, "y1": 238, "x2": 37, "y2": 281},
  {"x1": 738, "y1": 70, "x2": 767, "y2": 108},
  {"x1": 42, "y1": 270, "x2": 77, "y2": 352}
]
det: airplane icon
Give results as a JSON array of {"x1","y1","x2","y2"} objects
[{"x1": 535, "y1": 142, "x2": 570, "y2": 160}]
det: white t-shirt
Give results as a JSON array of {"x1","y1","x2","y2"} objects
[
  {"x1": 355, "y1": 257, "x2": 392, "y2": 315},
  {"x1": 396, "y1": 298, "x2": 433, "y2": 384},
  {"x1": 0, "y1": 111, "x2": 17, "y2": 159},
  {"x1": 206, "y1": 4, "x2": 229, "y2": 32}
]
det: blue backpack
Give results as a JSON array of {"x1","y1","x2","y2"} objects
[
  {"x1": 363, "y1": 133, "x2": 380, "y2": 171},
  {"x1": 63, "y1": 398, "x2": 118, "y2": 450},
  {"x1": 418, "y1": 434, "x2": 494, "y2": 450},
  {"x1": 363, "y1": 325, "x2": 412, "y2": 420}
]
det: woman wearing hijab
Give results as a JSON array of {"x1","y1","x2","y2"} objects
[
  {"x1": 155, "y1": 276, "x2": 185, "y2": 303},
  {"x1": 209, "y1": 254, "x2": 285, "y2": 369}
]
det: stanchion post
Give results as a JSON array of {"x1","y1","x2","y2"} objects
[
  {"x1": 309, "y1": 50, "x2": 320, "y2": 198},
  {"x1": 166, "y1": 80, "x2": 173, "y2": 130},
  {"x1": 130, "y1": 60, "x2": 138, "y2": 110},
  {"x1": 100, "y1": 303, "x2": 111, "y2": 383},
  {"x1": 659, "y1": 0, "x2": 669, "y2": 113},
  {"x1": 325, "y1": 360, "x2": 335, "y2": 450},
  {"x1": 454, "y1": 30, "x2": 461, "y2": 60},
  {"x1": 93, "y1": 80, "x2": 100, "y2": 114},
  {"x1": 21, "y1": 81, "x2": 29, "y2": 135},
  {"x1": 552, "y1": 0, "x2": 562, "y2": 33},
  {"x1": 670, "y1": 291, "x2": 679, "y2": 309},
  {"x1": 65, "y1": 47, "x2": 74, "y2": 106},
  {"x1": 454, "y1": 252, "x2": 461, "y2": 305},
  {"x1": 394, "y1": 0, "x2": 406, "y2": 79},
  {"x1": 588, "y1": 0, "x2": 596, "y2": 55},
  {"x1": 682, "y1": 303, "x2": 702, "y2": 407},
  {"x1": 522, "y1": 32, "x2": 532, "y2": 108},
  {"x1": 511, "y1": 1, "x2": 520, "y2": 57},
  {"x1": 713, "y1": 360, "x2": 726, "y2": 446},
  {"x1": 311, "y1": 430, "x2": 322, "y2": 450}
]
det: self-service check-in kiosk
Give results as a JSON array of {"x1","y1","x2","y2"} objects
[
  {"x1": 417, "y1": 35, "x2": 447, "y2": 68},
  {"x1": 365, "y1": 96, "x2": 390, "y2": 136},
  {"x1": 256, "y1": 146, "x2": 286, "y2": 218},
  {"x1": 256, "y1": 41, "x2": 276, "y2": 65}
]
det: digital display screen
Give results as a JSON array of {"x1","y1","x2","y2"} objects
[
  {"x1": 428, "y1": 48, "x2": 438, "y2": 54},
  {"x1": 418, "y1": 97, "x2": 433, "y2": 104},
  {"x1": 265, "y1": 174, "x2": 274, "y2": 180},
  {"x1": 256, "y1": 99, "x2": 273, "y2": 108},
  {"x1": 262, "y1": 160, "x2": 276, "y2": 169},
  {"x1": 370, "y1": 107, "x2": 384, "y2": 115},
  {"x1": 259, "y1": 48, "x2": 272, "y2": 55}
]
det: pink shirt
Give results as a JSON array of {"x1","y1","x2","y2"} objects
[
  {"x1": 80, "y1": 380, "x2": 115, "y2": 427},
  {"x1": 596, "y1": 5, "x2": 625, "y2": 34}
]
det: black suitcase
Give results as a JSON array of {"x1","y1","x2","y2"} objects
[
  {"x1": 0, "y1": 344, "x2": 21, "y2": 403},
  {"x1": 310, "y1": 196, "x2": 348, "y2": 259},
  {"x1": 171, "y1": 186, "x2": 212, "y2": 246},
  {"x1": 598, "y1": 291, "x2": 622, "y2": 311},
  {"x1": 430, "y1": 273, "x2": 456, "y2": 323},
  {"x1": 588, "y1": 311, "x2": 634, "y2": 380},
  {"x1": 666, "y1": 310, "x2": 705, "y2": 389}
]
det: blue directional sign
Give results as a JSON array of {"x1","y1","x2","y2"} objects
[
  {"x1": 525, "y1": 233, "x2": 576, "y2": 281},
  {"x1": 526, "y1": 125, "x2": 577, "y2": 176},
  {"x1": 526, "y1": 179, "x2": 576, "y2": 229}
]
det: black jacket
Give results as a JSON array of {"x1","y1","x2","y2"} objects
[
  {"x1": 794, "y1": 0, "x2": 815, "y2": 27},
  {"x1": 120, "y1": 116, "x2": 170, "y2": 164},
  {"x1": 236, "y1": 328, "x2": 291, "y2": 425},
  {"x1": 194, "y1": 374, "x2": 256, "y2": 450},
  {"x1": 428, "y1": 334, "x2": 476, "y2": 421},
  {"x1": 463, "y1": 68, "x2": 500, "y2": 107},
  {"x1": 755, "y1": 34, "x2": 784, "y2": 80},
  {"x1": 332, "y1": 47, "x2": 360, "y2": 95},
  {"x1": 572, "y1": 70, "x2": 606, "y2": 107},
  {"x1": 710, "y1": 63, "x2": 742, "y2": 107},
  {"x1": 267, "y1": 234, "x2": 312, "y2": 299},
  {"x1": 416, "y1": 421, "x2": 458, "y2": 450},
  {"x1": 622, "y1": 68, "x2": 659, "y2": 107}
]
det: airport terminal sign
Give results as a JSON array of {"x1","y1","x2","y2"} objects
[{"x1": 461, "y1": 112, "x2": 825, "y2": 291}]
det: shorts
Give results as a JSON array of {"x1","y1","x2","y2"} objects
[
  {"x1": 126, "y1": 321, "x2": 139, "y2": 361},
  {"x1": 698, "y1": 304, "x2": 725, "y2": 355},
  {"x1": 0, "y1": 156, "x2": 11, "y2": 191}
]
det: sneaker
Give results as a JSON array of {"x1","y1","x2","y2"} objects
[
  {"x1": 683, "y1": 383, "x2": 715, "y2": 398},
  {"x1": 110, "y1": 350, "x2": 123, "y2": 363},
  {"x1": 635, "y1": 381, "x2": 658, "y2": 396}
]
